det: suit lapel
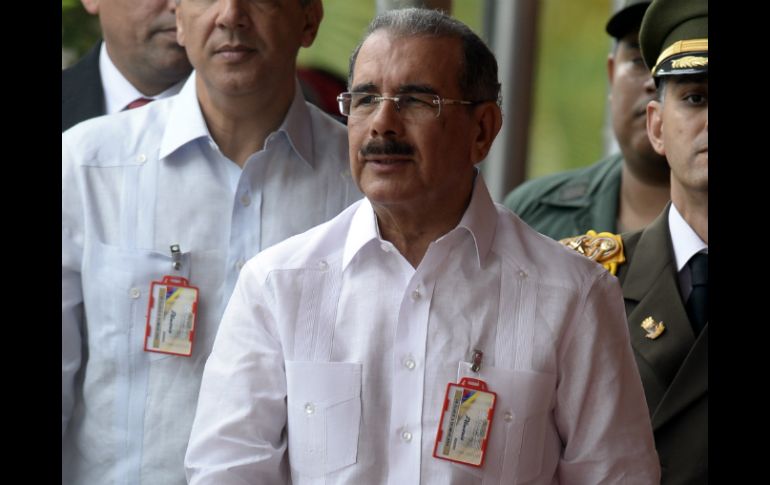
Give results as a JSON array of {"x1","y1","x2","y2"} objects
[
  {"x1": 620, "y1": 207, "x2": 703, "y2": 420},
  {"x1": 651, "y1": 324, "x2": 708, "y2": 429},
  {"x1": 62, "y1": 42, "x2": 106, "y2": 131}
]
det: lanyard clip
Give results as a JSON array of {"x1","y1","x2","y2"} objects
[
  {"x1": 170, "y1": 244, "x2": 182, "y2": 271},
  {"x1": 470, "y1": 349, "x2": 484, "y2": 373}
]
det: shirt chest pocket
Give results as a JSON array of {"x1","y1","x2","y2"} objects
[
  {"x1": 455, "y1": 362, "x2": 556, "y2": 484},
  {"x1": 82, "y1": 240, "x2": 192, "y2": 362},
  {"x1": 285, "y1": 361, "x2": 362, "y2": 478}
]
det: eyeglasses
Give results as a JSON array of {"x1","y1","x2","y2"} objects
[{"x1": 337, "y1": 92, "x2": 478, "y2": 121}]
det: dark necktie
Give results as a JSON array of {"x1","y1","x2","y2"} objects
[
  {"x1": 685, "y1": 252, "x2": 708, "y2": 334},
  {"x1": 124, "y1": 97, "x2": 153, "y2": 110}
]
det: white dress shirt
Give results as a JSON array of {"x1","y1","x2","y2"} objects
[
  {"x1": 669, "y1": 203, "x2": 708, "y2": 301},
  {"x1": 185, "y1": 175, "x2": 660, "y2": 484},
  {"x1": 98, "y1": 42, "x2": 185, "y2": 114},
  {"x1": 62, "y1": 74, "x2": 362, "y2": 485}
]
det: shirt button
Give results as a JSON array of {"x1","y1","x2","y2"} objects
[
  {"x1": 411, "y1": 288, "x2": 421, "y2": 301},
  {"x1": 401, "y1": 430, "x2": 412, "y2": 442},
  {"x1": 304, "y1": 402, "x2": 315, "y2": 415},
  {"x1": 518, "y1": 270, "x2": 528, "y2": 279},
  {"x1": 504, "y1": 411, "x2": 514, "y2": 422},
  {"x1": 129, "y1": 287, "x2": 141, "y2": 299},
  {"x1": 380, "y1": 242, "x2": 391, "y2": 252},
  {"x1": 208, "y1": 140, "x2": 218, "y2": 151},
  {"x1": 404, "y1": 358, "x2": 416, "y2": 370},
  {"x1": 317, "y1": 260, "x2": 328, "y2": 270},
  {"x1": 240, "y1": 194, "x2": 251, "y2": 207},
  {"x1": 136, "y1": 154, "x2": 146, "y2": 164}
]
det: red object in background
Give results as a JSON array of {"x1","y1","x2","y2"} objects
[{"x1": 298, "y1": 66, "x2": 348, "y2": 123}]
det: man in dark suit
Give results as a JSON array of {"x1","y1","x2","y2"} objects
[
  {"x1": 62, "y1": 0, "x2": 192, "y2": 131},
  {"x1": 619, "y1": 0, "x2": 708, "y2": 482}
]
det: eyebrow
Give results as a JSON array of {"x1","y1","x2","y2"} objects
[
  {"x1": 395, "y1": 84, "x2": 438, "y2": 95},
  {"x1": 349, "y1": 83, "x2": 439, "y2": 95},
  {"x1": 351, "y1": 82, "x2": 378, "y2": 93}
]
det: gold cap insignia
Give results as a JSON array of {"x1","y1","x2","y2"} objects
[
  {"x1": 559, "y1": 230, "x2": 626, "y2": 275},
  {"x1": 641, "y1": 316, "x2": 666, "y2": 340},
  {"x1": 671, "y1": 55, "x2": 708, "y2": 69}
]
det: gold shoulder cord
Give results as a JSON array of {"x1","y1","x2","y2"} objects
[{"x1": 559, "y1": 230, "x2": 626, "y2": 275}]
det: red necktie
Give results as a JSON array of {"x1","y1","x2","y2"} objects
[{"x1": 124, "y1": 97, "x2": 153, "y2": 110}]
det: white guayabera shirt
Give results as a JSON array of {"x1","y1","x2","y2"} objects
[
  {"x1": 62, "y1": 75, "x2": 361, "y2": 485},
  {"x1": 185, "y1": 175, "x2": 661, "y2": 485}
]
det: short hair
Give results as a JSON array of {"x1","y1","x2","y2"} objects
[{"x1": 348, "y1": 8, "x2": 501, "y2": 104}]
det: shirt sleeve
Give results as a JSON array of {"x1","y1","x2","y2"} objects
[
  {"x1": 62, "y1": 136, "x2": 84, "y2": 437},
  {"x1": 554, "y1": 268, "x2": 661, "y2": 483},
  {"x1": 185, "y1": 262, "x2": 289, "y2": 484}
]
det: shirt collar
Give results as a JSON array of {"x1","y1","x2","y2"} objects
[
  {"x1": 158, "y1": 76, "x2": 314, "y2": 165},
  {"x1": 98, "y1": 42, "x2": 185, "y2": 114},
  {"x1": 668, "y1": 202, "x2": 708, "y2": 272},
  {"x1": 274, "y1": 78, "x2": 315, "y2": 169},
  {"x1": 159, "y1": 74, "x2": 211, "y2": 160},
  {"x1": 342, "y1": 171, "x2": 497, "y2": 271},
  {"x1": 454, "y1": 171, "x2": 497, "y2": 268}
]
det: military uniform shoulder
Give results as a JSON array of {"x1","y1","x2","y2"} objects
[
  {"x1": 503, "y1": 154, "x2": 622, "y2": 212},
  {"x1": 559, "y1": 229, "x2": 627, "y2": 275}
]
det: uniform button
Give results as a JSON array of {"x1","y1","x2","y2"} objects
[
  {"x1": 318, "y1": 260, "x2": 328, "y2": 270},
  {"x1": 240, "y1": 194, "x2": 251, "y2": 207},
  {"x1": 504, "y1": 411, "x2": 514, "y2": 422},
  {"x1": 304, "y1": 402, "x2": 315, "y2": 415},
  {"x1": 404, "y1": 358, "x2": 416, "y2": 370},
  {"x1": 129, "y1": 287, "x2": 141, "y2": 299},
  {"x1": 401, "y1": 430, "x2": 412, "y2": 442},
  {"x1": 136, "y1": 154, "x2": 146, "y2": 163}
]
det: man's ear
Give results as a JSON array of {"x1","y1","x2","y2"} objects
[
  {"x1": 646, "y1": 100, "x2": 666, "y2": 156},
  {"x1": 81, "y1": 0, "x2": 100, "y2": 15},
  {"x1": 300, "y1": 0, "x2": 324, "y2": 48},
  {"x1": 469, "y1": 102, "x2": 503, "y2": 164}
]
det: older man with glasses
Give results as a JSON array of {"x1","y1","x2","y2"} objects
[{"x1": 185, "y1": 8, "x2": 659, "y2": 484}]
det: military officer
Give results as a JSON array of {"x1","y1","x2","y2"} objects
[
  {"x1": 562, "y1": 0, "x2": 708, "y2": 482},
  {"x1": 503, "y1": 0, "x2": 670, "y2": 240}
]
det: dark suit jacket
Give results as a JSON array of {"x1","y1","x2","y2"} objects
[
  {"x1": 62, "y1": 42, "x2": 105, "y2": 132},
  {"x1": 617, "y1": 205, "x2": 707, "y2": 484}
]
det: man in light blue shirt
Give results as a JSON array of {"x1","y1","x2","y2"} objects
[{"x1": 61, "y1": 1, "x2": 361, "y2": 483}]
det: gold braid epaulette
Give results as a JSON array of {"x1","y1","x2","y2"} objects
[{"x1": 559, "y1": 230, "x2": 625, "y2": 275}]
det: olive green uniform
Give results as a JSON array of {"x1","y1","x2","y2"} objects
[{"x1": 503, "y1": 154, "x2": 622, "y2": 241}]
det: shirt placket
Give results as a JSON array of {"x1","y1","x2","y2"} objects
[{"x1": 387, "y1": 242, "x2": 449, "y2": 485}]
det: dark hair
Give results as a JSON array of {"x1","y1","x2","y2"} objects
[{"x1": 348, "y1": 8, "x2": 501, "y2": 104}]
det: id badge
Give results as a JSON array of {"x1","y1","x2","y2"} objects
[
  {"x1": 433, "y1": 377, "x2": 496, "y2": 467},
  {"x1": 144, "y1": 275, "x2": 199, "y2": 357}
]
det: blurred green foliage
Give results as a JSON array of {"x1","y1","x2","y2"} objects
[
  {"x1": 62, "y1": 0, "x2": 101, "y2": 62},
  {"x1": 528, "y1": 0, "x2": 612, "y2": 178}
]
